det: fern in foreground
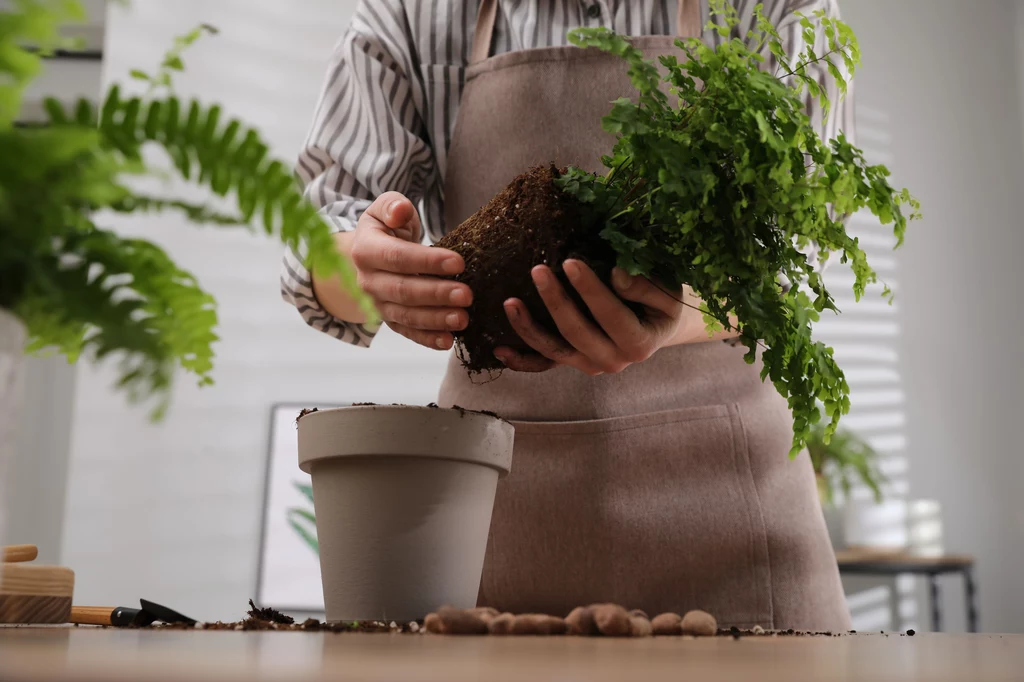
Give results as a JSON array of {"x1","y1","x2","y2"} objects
[{"x1": 0, "y1": 2, "x2": 370, "y2": 417}]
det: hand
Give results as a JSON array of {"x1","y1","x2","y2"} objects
[
  {"x1": 495, "y1": 260, "x2": 685, "y2": 375},
  {"x1": 348, "y1": 192, "x2": 472, "y2": 350}
]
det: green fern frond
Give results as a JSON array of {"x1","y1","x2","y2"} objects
[
  {"x1": 44, "y1": 89, "x2": 371, "y2": 320},
  {"x1": 1, "y1": 6, "x2": 371, "y2": 418},
  {"x1": 15, "y1": 225, "x2": 217, "y2": 416}
]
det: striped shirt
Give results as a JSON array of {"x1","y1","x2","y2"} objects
[{"x1": 281, "y1": 0, "x2": 854, "y2": 346}]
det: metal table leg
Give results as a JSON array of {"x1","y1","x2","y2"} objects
[
  {"x1": 929, "y1": 575, "x2": 942, "y2": 632},
  {"x1": 963, "y1": 567, "x2": 978, "y2": 633}
]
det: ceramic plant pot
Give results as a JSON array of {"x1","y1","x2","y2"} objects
[
  {"x1": 297, "y1": 405, "x2": 514, "y2": 623},
  {"x1": 0, "y1": 309, "x2": 27, "y2": 579},
  {"x1": 844, "y1": 498, "x2": 908, "y2": 551}
]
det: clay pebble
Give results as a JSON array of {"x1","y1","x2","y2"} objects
[
  {"x1": 565, "y1": 606, "x2": 599, "y2": 636},
  {"x1": 651, "y1": 612, "x2": 683, "y2": 636},
  {"x1": 509, "y1": 614, "x2": 568, "y2": 635},
  {"x1": 434, "y1": 605, "x2": 489, "y2": 635},
  {"x1": 681, "y1": 609, "x2": 718, "y2": 637},
  {"x1": 629, "y1": 614, "x2": 653, "y2": 637},
  {"x1": 592, "y1": 604, "x2": 632, "y2": 637},
  {"x1": 424, "y1": 605, "x2": 724, "y2": 639}
]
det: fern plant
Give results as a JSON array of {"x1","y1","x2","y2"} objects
[
  {"x1": 0, "y1": 1, "x2": 371, "y2": 417},
  {"x1": 807, "y1": 418, "x2": 886, "y2": 507}
]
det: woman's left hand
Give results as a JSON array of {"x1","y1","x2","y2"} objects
[{"x1": 494, "y1": 259, "x2": 685, "y2": 375}]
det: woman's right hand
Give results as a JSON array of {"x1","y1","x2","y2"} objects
[{"x1": 348, "y1": 192, "x2": 471, "y2": 350}]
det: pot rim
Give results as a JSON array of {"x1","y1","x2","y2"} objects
[
  {"x1": 296, "y1": 403, "x2": 510, "y2": 424},
  {"x1": 297, "y1": 404, "x2": 515, "y2": 475}
]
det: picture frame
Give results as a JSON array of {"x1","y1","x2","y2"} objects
[{"x1": 254, "y1": 402, "x2": 345, "y2": 614}]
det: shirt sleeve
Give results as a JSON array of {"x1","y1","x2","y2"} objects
[
  {"x1": 280, "y1": 0, "x2": 435, "y2": 346},
  {"x1": 770, "y1": 0, "x2": 856, "y2": 286}
]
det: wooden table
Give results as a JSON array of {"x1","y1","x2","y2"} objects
[
  {"x1": 836, "y1": 549, "x2": 977, "y2": 632},
  {"x1": 1, "y1": 628, "x2": 1022, "y2": 682}
]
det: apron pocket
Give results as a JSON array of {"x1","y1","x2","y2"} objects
[{"x1": 479, "y1": 403, "x2": 773, "y2": 628}]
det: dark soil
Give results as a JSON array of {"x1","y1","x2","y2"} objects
[
  {"x1": 435, "y1": 164, "x2": 637, "y2": 373},
  {"x1": 345, "y1": 401, "x2": 505, "y2": 421},
  {"x1": 450, "y1": 404, "x2": 502, "y2": 420},
  {"x1": 717, "y1": 628, "x2": 847, "y2": 638},
  {"x1": 247, "y1": 599, "x2": 293, "y2": 625},
  {"x1": 295, "y1": 407, "x2": 318, "y2": 425},
  {"x1": 193, "y1": 618, "x2": 421, "y2": 633},
  {"x1": 144, "y1": 598, "x2": 422, "y2": 633}
]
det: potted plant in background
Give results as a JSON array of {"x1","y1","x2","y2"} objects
[
  {"x1": 806, "y1": 418, "x2": 887, "y2": 550},
  {"x1": 0, "y1": 1, "x2": 368, "y2": 568},
  {"x1": 808, "y1": 421, "x2": 886, "y2": 509}
]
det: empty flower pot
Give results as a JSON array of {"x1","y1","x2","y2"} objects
[{"x1": 297, "y1": 405, "x2": 514, "y2": 623}]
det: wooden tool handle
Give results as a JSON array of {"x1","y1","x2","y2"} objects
[
  {"x1": 69, "y1": 606, "x2": 114, "y2": 626},
  {"x1": 2, "y1": 545, "x2": 38, "y2": 563}
]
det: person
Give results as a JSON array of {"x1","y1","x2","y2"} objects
[{"x1": 282, "y1": 0, "x2": 854, "y2": 631}]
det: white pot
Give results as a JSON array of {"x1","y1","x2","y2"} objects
[
  {"x1": 297, "y1": 405, "x2": 514, "y2": 622},
  {"x1": 907, "y1": 499, "x2": 943, "y2": 557},
  {"x1": 843, "y1": 498, "x2": 908, "y2": 550},
  {"x1": 0, "y1": 309, "x2": 27, "y2": 576}
]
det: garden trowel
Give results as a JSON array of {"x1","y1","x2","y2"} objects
[{"x1": 69, "y1": 598, "x2": 197, "y2": 627}]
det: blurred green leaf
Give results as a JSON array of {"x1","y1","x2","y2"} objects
[{"x1": 0, "y1": 3, "x2": 372, "y2": 420}]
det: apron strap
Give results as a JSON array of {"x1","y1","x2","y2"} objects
[
  {"x1": 471, "y1": 0, "x2": 703, "y2": 65},
  {"x1": 678, "y1": 0, "x2": 702, "y2": 40}
]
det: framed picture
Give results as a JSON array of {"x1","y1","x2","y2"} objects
[{"x1": 254, "y1": 402, "x2": 344, "y2": 614}]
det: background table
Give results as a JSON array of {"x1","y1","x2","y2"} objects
[
  {"x1": 1, "y1": 628, "x2": 1022, "y2": 682},
  {"x1": 836, "y1": 549, "x2": 977, "y2": 632}
]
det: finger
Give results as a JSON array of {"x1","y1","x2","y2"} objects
[
  {"x1": 503, "y1": 298, "x2": 604, "y2": 376},
  {"x1": 363, "y1": 191, "x2": 423, "y2": 242},
  {"x1": 352, "y1": 227, "x2": 463, "y2": 276},
  {"x1": 386, "y1": 322, "x2": 454, "y2": 350},
  {"x1": 611, "y1": 267, "x2": 685, "y2": 317},
  {"x1": 362, "y1": 271, "x2": 472, "y2": 307},
  {"x1": 563, "y1": 259, "x2": 654, "y2": 359},
  {"x1": 531, "y1": 265, "x2": 620, "y2": 368},
  {"x1": 377, "y1": 302, "x2": 468, "y2": 331},
  {"x1": 493, "y1": 347, "x2": 558, "y2": 373}
]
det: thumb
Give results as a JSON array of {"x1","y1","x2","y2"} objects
[
  {"x1": 612, "y1": 267, "x2": 684, "y2": 318},
  {"x1": 612, "y1": 267, "x2": 641, "y2": 296},
  {"x1": 366, "y1": 192, "x2": 422, "y2": 241}
]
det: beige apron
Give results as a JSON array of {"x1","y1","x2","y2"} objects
[{"x1": 438, "y1": 0, "x2": 850, "y2": 631}]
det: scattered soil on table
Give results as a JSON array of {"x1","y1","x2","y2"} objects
[
  {"x1": 720, "y1": 627, "x2": 847, "y2": 638},
  {"x1": 435, "y1": 165, "x2": 642, "y2": 373},
  {"x1": 247, "y1": 599, "x2": 293, "y2": 625},
  {"x1": 156, "y1": 599, "x2": 424, "y2": 633}
]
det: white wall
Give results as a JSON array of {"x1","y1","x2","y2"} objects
[
  {"x1": 841, "y1": 0, "x2": 1024, "y2": 634},
  {"x1": 59, "y1": 0, "x2": 447, "y2": 622}
]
